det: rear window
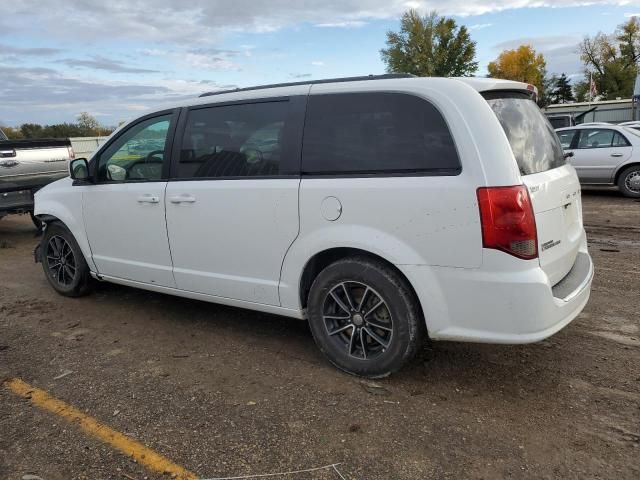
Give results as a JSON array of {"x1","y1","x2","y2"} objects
[
  {"x1": 302, "y1": 92, "x2": 461, "y2": 175},
  {"x1": 483, "y1": 92, "x2": 565, "y2": 175}
]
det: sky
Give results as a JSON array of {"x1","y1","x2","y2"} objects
[{"x1": 2, "y1": 0, "x2": 640, "y2": 127}]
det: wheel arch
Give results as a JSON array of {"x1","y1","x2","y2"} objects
[
  {"x1": 35, "y1": 202, "x2": 96, "y2": 271},
  {"x1": 297, "y1": 247, "x2": 426, "y2": 330},
  {"x1": 614, "y1": 161, "x2": 640, "y2": 184}
]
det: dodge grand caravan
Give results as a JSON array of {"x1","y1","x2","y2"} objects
[{"x1": 34, "y1": 75, "x2": 593, "y2": 377}]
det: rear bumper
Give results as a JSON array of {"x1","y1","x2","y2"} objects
[
  {"x1": 0, "y1": 189, "x2": 34, "y2": 213},
  {"x1": 402, "y1": 249, "x2": 594, "y2": 344}
]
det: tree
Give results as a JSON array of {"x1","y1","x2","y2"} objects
[
  {"x1": 488, "y1": 45, "x2": 547, "y2": 101},
  {"x1": 578, "y1": 17, "x2": 640, "y2": 100},
  {"x1": 77, "y1": 112, "x2": 100, "y2": 136},
  {"x1": 1, "y1": 126, "x2": 25, "y2": 139},
  {"x1": 551, "y1": 73, "x2": 575, "y2": 104},
  {"x1": 380, "y1": 10, "x2": 478, "y2": 77},
  {"x1": 539, "y1": 73, "x2": 558, "y2": 108}
]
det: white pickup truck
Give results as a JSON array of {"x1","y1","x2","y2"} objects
[{"x1": 0, "y1": 128, "x2": 74, "y2": 227}]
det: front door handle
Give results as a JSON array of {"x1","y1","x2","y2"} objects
[
  {"x1": 137, "y1": 194, "x2": 160, "y2": 204},
  {"x1": 611, "y1": 153, "x2": 624, "y2": 157},
  {"x1": 169, "y1": 194, "x2": 196, "y2": 204}
]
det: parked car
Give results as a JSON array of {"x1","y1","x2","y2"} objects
[
  {"x1": 618, "y1": 121, "x2": 640, "y2": 131},
  {"x1": 556, "y1": 124, "x2": 640, "y2": 197},
  {"x1": 0, "y1": 128, "x2": 74, "y2": 227},
  {"x1": 34, "y1": 75, "x2": 593, "y2": 377}
]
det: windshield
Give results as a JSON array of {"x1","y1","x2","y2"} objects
[{"x1": 483, "y1": 92, "x2": 565, "y2": 175}]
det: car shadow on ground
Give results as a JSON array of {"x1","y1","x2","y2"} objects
[{"x1": 89, "y1": 279, "x2": 572, "y2": 399}]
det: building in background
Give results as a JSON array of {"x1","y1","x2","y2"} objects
[{"x1": 543, "y1": 99, "x2": 635, "y2": 128}]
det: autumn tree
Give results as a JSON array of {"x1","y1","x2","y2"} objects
[
  {"x1": 380, "y1": 10, "x2": 478, "y2": 77},
  {"x1": 0, "y1": 126, "x2": 25, "y2": 139},
  {"x1": 488, "y1": 45, "x2": 547, "y2": 101},
  {"x1": 577, "y1": 16, "x2": 640, "y2": 100}
]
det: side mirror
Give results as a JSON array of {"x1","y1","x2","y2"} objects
[{"x1": 69, "y1": 158, "x2": 90, "y2": 181}]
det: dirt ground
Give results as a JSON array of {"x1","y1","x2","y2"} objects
[{"x1": 0, "y1": 189, "x2": 638, "y2": 480}]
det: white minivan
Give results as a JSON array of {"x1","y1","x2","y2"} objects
[{"x1": 34, "y1": 75, "x2": 593, "y2": 377}]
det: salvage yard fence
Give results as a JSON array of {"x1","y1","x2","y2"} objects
[{"x1": 69, "y1": 136, "x2": 109, "y2": 159}]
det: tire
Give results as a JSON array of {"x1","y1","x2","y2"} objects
[
  {"x1": 40, "y1": 222, "x2": 92, "y2": 297},
  {"x1": 617, "y1": 165, "x2": 640, "y2": 198},
  {"x1": 307, "y1": 256, "x2": 425, "y2": 378}
]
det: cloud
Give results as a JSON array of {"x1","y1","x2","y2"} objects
[
  {"x1": 0, "y1": 65, "x2": 231, "y2": 125},
  {"x1": 3, "y1": 1, "x2": 638, "y2": 44},
  {"x1": 136, "y1": 47, "x2": 242, "y2": 71},
  {"x1": 468, "y1": 23, "x2": 493, "y2": 30},
  {"x1": 315, "y1": 21, "x2": 367, "y2": 28},
  {"x1": 0, "y1": 43, "x2": 62, "y2": 56},
  {"x1": 289, "y1": 73, "x2": 312, "y2": 78},
  {"x1": 311, "y1": 60, "x2": 325, "y2": 66},
  {"x1": 492, "y1": 35, "x2": 584, "y2": 76},
  {"x1": 624, "y1": 12, "x2": 640, "y2": 17},
  {"x1": 58, "y1": 55, "x2": 160, "y2": 74}
]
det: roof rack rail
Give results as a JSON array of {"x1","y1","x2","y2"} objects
[{"x1": 198, "y1": 73, "x2": 415, "y2": 98}]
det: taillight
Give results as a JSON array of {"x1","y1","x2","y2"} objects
[
  {"x1": 67, "y1": 146, "x2": 75, "y2": 160},
  {"x1": 477, "y1": 185, "x2": 538, "y2": 260}
]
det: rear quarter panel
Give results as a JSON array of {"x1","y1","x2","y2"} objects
[{"x1": 279, "y1": 79, "x2": 521, "y2": 311}]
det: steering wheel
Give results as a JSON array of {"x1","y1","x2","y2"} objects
[
  {"x1": 126, "y1": 150, "x2": 164, "y2": 180},
  {"x1": 144, "y1": 150, "x2": 165, "y2": 163}
]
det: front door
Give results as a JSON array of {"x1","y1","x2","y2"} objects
[
  {"x1": 83, "y1": 112, "x2": 177, "y2": 287},
  {"x1": 567, "y1": 128, "x2": 632, "y2": 183},
  {"x1": 165, "y1": 98, "x2": 304, "y2": 305}
]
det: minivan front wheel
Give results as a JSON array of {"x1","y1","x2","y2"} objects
[
  {"x1": 41, "y1": 223, "x2": 92, "y2": 297},
  {"x1": 307, "y1": 256, "x2": 424, "y2": 377},
  {"x1": 618, "y1": 165, "x2": 640, "y2": 198}
]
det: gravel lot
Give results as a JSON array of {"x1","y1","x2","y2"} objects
[{"x1": 1, "y1": 190, "x2": 639, "y2": 480}]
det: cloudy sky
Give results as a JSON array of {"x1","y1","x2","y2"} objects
[{"x1": 2, "y1": 0, "x2": 640, "y2": 126}]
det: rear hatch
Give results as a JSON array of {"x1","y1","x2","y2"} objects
[{"x1": 483, "y1": 91, "x2": 583, "y2": 286}]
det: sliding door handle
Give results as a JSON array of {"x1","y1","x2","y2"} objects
[{"x1": 169, "y1": 194, "x2": 196, "y2": 204}]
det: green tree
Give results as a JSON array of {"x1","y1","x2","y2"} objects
[
  {"x1": 380, "y1": 10, "x2": 478, "y2": 77},
  {"x1": 579, "y1": 17, "x2": 640, "y2": 99},
  {"x1": 77, "y1": 112, "x2": 100, "y2": 136},
  {"x1": 19, "y1": 123, "x2": 45, "y2": 139},
  {"x1": 487, "y1": 45, "x2": 548, "y2": 103},
  {"x1": 551, "y1": 73, "x2": 576, "y2": 104},
  {"x1": 538, "y1": 73, "x2": 557, "y2": 108},
  {"x1": 573, "y1": 81, "x2": 591, "y2": 102}
]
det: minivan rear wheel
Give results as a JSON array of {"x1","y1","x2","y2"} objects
[
  {"x1": 617, "y1": 165, "x2": 640, "y2": 198},
  {"x1": 307, "y1": 256, "x2": 424, "y2": 377}
]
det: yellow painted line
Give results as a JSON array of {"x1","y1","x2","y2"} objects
[{"x1": 5, "y1": 378, "x2": 197, "y2": 480}]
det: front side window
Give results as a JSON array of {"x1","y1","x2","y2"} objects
[
  {"x1": 177, "y1": 101, "x2": 291, "y2": 179},
  {"x1": 98, "y1": 115, "x2": 171, "y2": 182},
  {"x1": 301, "y1": 92, "x2": 461, "y2": 175}
]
